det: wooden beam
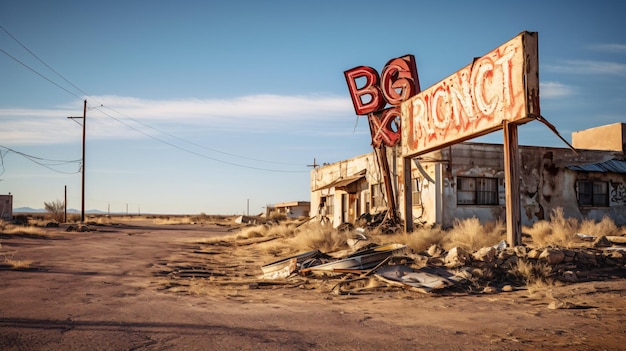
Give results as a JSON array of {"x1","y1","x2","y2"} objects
[
  {"x1": 403, "y1": 156, "x2": 413, "y2": 232},
  {"x1": 503, "y1": 122, "x2": 522, "y2": 246}
]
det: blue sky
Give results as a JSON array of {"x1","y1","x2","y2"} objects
[{"x1": 1, "y1": 1, "x2": 625, "y2": 215}]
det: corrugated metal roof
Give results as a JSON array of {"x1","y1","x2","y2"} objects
[{"x1": 567, "y1": 159, "x2": 626, "y2": 173}]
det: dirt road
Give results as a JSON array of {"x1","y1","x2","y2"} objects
[{"x1": 1, "y1": 221, "x2": 625, "y2": 350}]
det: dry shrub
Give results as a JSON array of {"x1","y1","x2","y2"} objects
[
  {"x1": 578, "y1": 216, "x2": 620, "y2": 237},
  {"x1": 3, "y1": 257, "x2": 33, "y2": 269},
  {"x1": 268, "y1": 212, "x2": 287, "y2": 222},
  {"x1": 442, "y1": 217, "x2": 505, "y2": 252},
  {"x1": 384, "y1": 225, "x2": 445, "y2": 253},
  {"x1": 526, "y1": 207, "x2": 578, "y2": 247},
  {"x1": 0, "y1": 223, "x2": 46, "y2": 236},
  {"x1": 262, "y1": 241, "x2": 299, "y2": 258},
  {"x1": 153, "y1": 216, "x2": 194, "y2": 225},
  {"x1": 44, "y1": 199, "x2": 65, "y2": 223},
  {"x1": 291, "y1": 222, "x2": 348, "y2": 253},
  {"x1": 236, "y1": 225, "x2": 267, "y2": 239},
  {"x1": 0, "y1": 243, "x2": 34, "y2": 270},
  {"x1": 265, "y1": 223, "x2": 297, "y2": 239},
  {"x1": 509, "y1": 258, "x2": 553, "y2": 288},
  {"x1": 523, "y1": 220, "x2": 551, "y2": 246}
]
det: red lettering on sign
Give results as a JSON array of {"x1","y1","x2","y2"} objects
[
  {"x1": 401, "y1": 33, "x2": 537, "y2": 156},
  {"x1": 344, "y1": 66, "x2": 385, "y2": 115},
  {"x1": 381, "y1": 56, "x2": 420, "y2": 106},
  {"x1": 369, "y1": 107, "x2": 401, "y2": 148},
  {"x1": 344, "y1": 55, "x2": 420, "y2": 115}
]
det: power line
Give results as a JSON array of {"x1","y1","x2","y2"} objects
[
  {"x1": 93, "y1": 108, "x2": 307, "y2": 173},
  {"x1": 0, "y1": 25, "x2": 308, "y2": 173},
  {"x1": 0, "y1": 47, "x2": 83, "y2": 100},
  {"x1": 98, "y1": 104, "x2": 304, "y2": 166},
  {"x1": 0, "y1": 144, "x2": 81, "y2": 175},
  {"x1": 0, "y1": 25, "x2": 89, "y2": 98}
]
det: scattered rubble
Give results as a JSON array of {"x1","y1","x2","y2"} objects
[
  {"x1": 161, "y1": 228, "x2": 626, "y2": 297},
  {"x1": 65, "y1": 224, "x2": 91, "y2": 232},
  {"x1": 255, "y1": 232, "x2": 626, "y2": 295}
]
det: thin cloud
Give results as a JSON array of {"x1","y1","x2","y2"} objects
[
  {"x1": 0, "y1": 94, "x2": 356, "y2": 145},
  {"x1": 540, "y1": 81, "x2": 575, "y2": 98},
  {"x1": 90, "y1": 94, "x2": 352, "y2": 121},
  {"x1": 587, "y1": 43, "x2": 626, "y2": 53},
  {"x1": 543, "y1": 60, "x2": 626, "y2": 76}
]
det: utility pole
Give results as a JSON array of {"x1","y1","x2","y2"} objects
[
  {"x1": 68, "y1": 100, "x2": 86, "y2": 223},
  {"x1": 64, "y1": 185, "x2": 67, "y2": 223}
]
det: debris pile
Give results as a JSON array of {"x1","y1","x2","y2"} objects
[{"x1": 259, "y1": 234, "x2": 626, "y2": 295}]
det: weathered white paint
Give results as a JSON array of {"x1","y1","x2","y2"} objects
[{"x1": 400, "y1": 32, "x2": 539, "y2": 157}]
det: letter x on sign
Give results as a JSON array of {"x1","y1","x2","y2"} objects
[{"x1": 368, "y1": 107, "x2": 401, "y2": 148}]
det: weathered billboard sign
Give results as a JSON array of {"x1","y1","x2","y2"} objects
[{"x1": 401, "y1": 31, "x2": 539, "y2": 157}]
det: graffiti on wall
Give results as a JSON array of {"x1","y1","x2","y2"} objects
[
  {"x1": 611, "y1": 181, "x2": 626, "y2": 204},
  {"x1": 401, "y1": 32, "x2": 539, "y2": 157}
]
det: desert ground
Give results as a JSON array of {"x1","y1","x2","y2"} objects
[{"x1": 1, "y1": 216, "x2": 625, "y2": 351}]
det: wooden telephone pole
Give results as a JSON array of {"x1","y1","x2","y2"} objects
[{"x1": 68, "y1": 100, "x2": 86, "y2": 223}]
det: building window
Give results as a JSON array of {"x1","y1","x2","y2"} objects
[
  {"x1": 457, "y1": 177, "x2": 498, "y2": 205},
  {"x1": 412, "y1": 178, "x2": 422, "y2": 206},
  {"x1": 577, "y1": 180, "x2": 609, "y2": 207},
  {"x1": 371, "y1": 184, "x2": 384, "y2": 208},
  {"x1": 321, "y1": 195, "x2": 334, "y2": 216}
]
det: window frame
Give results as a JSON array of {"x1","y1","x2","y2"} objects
[
  {"x1": 577, "y1": 180, "x2": 609, "y2": 207},
  {"x1": 321, "y1": 195, "x2": 334, "y2": 216},
  {"x1": 456, "y1": 176, "x2": 499, "y2": 206},
  {"x1": 371, "y1": 184, "x2": 384, "y2": 208},
  {"x1": 411, "y1": 177, "x2": 422, "y2": 206}
]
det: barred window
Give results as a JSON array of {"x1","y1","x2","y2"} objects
[
  {"x1": 577, "y1": 180, "x2": 608, "y2": 207},
  {"x1": 457, "y1": 177, "x2": 498, "y2": 205}
]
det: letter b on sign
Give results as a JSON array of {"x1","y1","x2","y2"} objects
[{"x1": 344, "y1": 55, "x2": 420, "y2": 115}]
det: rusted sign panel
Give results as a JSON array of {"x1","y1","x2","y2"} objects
[{"x1": 401, "y1": 32, "x2": 539, "y2": 157}]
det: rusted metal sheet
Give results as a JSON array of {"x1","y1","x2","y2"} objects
[{"x1": 401, "y1": 31, "x2": 539, "y2": 157}]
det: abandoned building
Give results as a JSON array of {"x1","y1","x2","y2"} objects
[
  {"x1": 310, "y1": 122, "x2": 626, "y2": 229},
  {"x1": 266, "y1": 201, "x2": 311, "y2": 219}
]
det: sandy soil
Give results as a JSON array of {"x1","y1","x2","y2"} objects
[{"x1": 1, "y1": 220, "x2": 625, "y2": 350}]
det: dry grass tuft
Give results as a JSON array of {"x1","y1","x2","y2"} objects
[
  {"x1": 383, "y1": 225, "x2": 445, "y2": 253},
  {"x1": 526, "y1": 208, "x2": 579, "y2": 247},
  {"x1": 3, "y1": 257, "x2": 34, "y2": 270},
  {"x1": 0, "y1": 223, "x2": 47, "y2": 236},
  {"x1": 509, "y1": 258, "x2": 554, "y2": 288},
  {"x1": 153, "y1": 216, "x2": 196, "y2": 225},
  {"x1": 442, "y1": 217, "x2": 505, "y2": 252},
  {"x1": 235, "y1": 225, "x2": 267, "y2": 239},
  {"x1": 290, "y1": 222, "x2": 348, "y2": 253},
  {"x1": 0, "y1": 243, "x2": 34, "y2": 270},
  {"x1": 578, "y1": 216, "x2": 620, "y2": 237}
]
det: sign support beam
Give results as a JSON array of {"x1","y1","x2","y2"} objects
[{"x1": 503, "y1": 121, "x2": 522, "y2": 246}]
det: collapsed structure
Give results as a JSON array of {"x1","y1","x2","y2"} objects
[{"x1": 310, "y1": 122, "x2": 626, "y2": 229}]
